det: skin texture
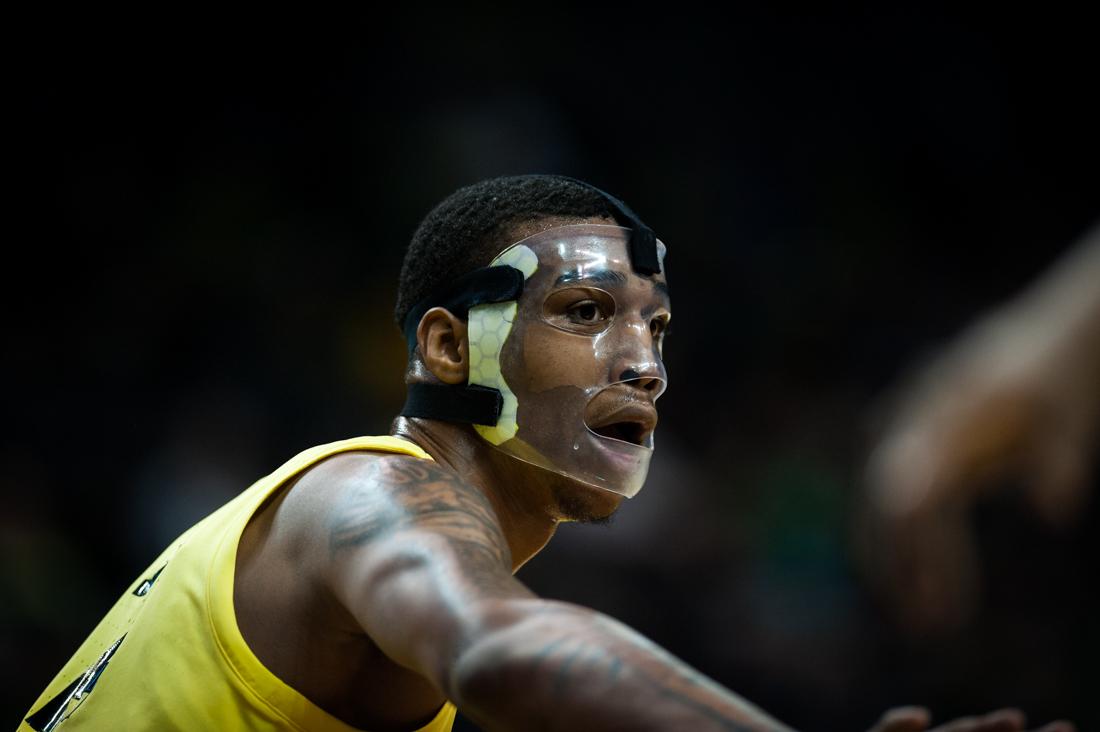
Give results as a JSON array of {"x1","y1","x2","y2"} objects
[{"x1": 234, "y1": 215, "x2": 1075, "y2": 731}]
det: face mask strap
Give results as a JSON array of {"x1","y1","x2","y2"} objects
[
  {"x1": 547, "y1": 175, "x2": 662, "y2": 276},
  {"x1": 401, "y1": 265, "x2": 525, "y2": 352},
  {"x1": 401, "y1": 383, "x2": 503, "y2": 426},
  {"x1": 400, "y1": 265, "x2": 524, "y2": 426}
]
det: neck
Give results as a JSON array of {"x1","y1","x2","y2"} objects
[{"x1": 389, "y1": 415, "x2": 560, "y2": 572}]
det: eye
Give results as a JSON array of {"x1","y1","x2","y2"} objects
[
  {"x1": 542, "y1": 287, "x2": 616, "y2": 334},
  {"x1": 650, "y1": 315, "x2": 670, "y2": 338},
  {"x1": 568, "y1": 300, "x2": 606, "y2": 324}
]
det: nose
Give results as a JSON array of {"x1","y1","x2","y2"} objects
[
  {"x1": 600, "y1": 314, "x2": 668, "y2": 395},
  {"x1": 615, "y1": 326, "x2": 667, "y2": 397},
  {"x1": 618, "y1": 366, "x2": 664, "y2": 393}
]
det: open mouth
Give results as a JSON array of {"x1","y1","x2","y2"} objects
[
  {"x1": 585, "y1": 390, "x2": 658, "y2": 449},
  {"x1": 590, "y1": 421, "x2": 649, "y2": 446},
  {"x1": 586, "y1": 399, "x2": 657, "y2": 447}
]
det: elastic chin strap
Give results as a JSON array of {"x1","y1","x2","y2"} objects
[{"x1": 400, "y1": 265, "x2": 524, "y2": 425}]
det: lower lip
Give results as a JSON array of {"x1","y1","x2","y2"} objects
[{"x1": 588, "y1": 434, "x2": 648, "y2": 473}]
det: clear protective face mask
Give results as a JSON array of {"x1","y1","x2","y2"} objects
[{"x1": 465, "y1": 224, "x2": 670, "y2": 497}]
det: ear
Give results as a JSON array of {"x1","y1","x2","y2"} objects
[{"x1": 416, "y1": 307, "x2": 469, "y2": 384}]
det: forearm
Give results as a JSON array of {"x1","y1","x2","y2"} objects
[{"x1": 449, "y1": 599, "x2": 794, "y2": 732}]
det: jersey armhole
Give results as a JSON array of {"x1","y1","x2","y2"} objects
[{"x1": 206, "y1": 436, "x2": 456, "y2": 732}]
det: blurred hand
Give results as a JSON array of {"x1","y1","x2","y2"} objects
[
  {"x1": 867, "y1": 706, "x2": 1073, "y2": 732},
  {"x1": 860, "y1": 296, "x2": 1100, "y2": 632}
]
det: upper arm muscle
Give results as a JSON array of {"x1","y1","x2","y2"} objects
[{"x1": 308, "y1": 453, "x2": 534, "y2": 691}]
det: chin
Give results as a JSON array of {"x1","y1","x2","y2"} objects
[{"x1": 552, "y1": 477, "x2": 626, "y2": 524}]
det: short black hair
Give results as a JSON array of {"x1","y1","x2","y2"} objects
[{"x1": 394, "y1": 175, "x2": 622, "y2": 329}]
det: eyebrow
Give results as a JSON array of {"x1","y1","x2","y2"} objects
[
  {"x1": 554, "y1": 268, "x2": 629, "y2": 287},
  {"x1": 555, "y1": 268, "x2": 672, "y2": 301}
]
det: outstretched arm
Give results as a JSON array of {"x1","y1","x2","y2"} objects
[
  {"x1": 317, "y1": 453, "x2": 790, "y2": 732},
  {"x1": 314, "y1": 453, "x2": 1058, "y2": 732}
]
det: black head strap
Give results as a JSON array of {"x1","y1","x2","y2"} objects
[
  {"x1": 401, "y1": 383, "x2": 503, "y2": 426},
  {"x1": 402, "y1": 265, "x2": 524, "y2": 352},
  {"x1": 548, "y1": 175, "x2": 662, "y2": 275}
]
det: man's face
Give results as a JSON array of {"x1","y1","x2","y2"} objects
[{"x1": 485, "y1": 224, "x2": 670, "y2": 499}]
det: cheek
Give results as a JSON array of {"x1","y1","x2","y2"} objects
[{"x1": 506, "y1": 322, "x2": 602, "y2": 393}]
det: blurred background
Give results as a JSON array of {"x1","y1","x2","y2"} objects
[{"x1": 4, "y1": 11, "x2": 1097, "y2": 731}]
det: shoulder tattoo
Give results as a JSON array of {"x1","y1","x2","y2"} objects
[{"x1": 327, "y1": 457, "x2": 512, "y2": 570}]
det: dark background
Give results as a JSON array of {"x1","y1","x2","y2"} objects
[{"x1": 4, "y1": 12, "x2": 1097, "y2": 731}]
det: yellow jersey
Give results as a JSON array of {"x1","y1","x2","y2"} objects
[{"x1": 20, "y1": 435, "x2": 458, "y2": 732}]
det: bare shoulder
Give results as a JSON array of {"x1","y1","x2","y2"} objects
[
  {"x1": 272, "y1": 450, "x2": 531, "y2": 684},
  {"x1": 279, "y1": 450, "x2": 513, "y2": 577},
  {"x1": 327, "y1": 452, "x2": 509, "y2": 560},
  {"x1": 236, "y1": 451, "x2": 515, "y2": 724}
]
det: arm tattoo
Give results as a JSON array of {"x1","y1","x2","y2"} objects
[
  {"x1": 522, "y1": 616, "x2": 767, "y2": 732},
  {"x1": 327, "y1": 457, "x2": 513, "y2": 577},
  {"x1": 327, "y1": 459, "x2": 771, "y2": 730}
]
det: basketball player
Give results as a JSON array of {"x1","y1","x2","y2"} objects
[{"x1": 21, "y1": 176, "x2": 1069, "y2": 731}]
